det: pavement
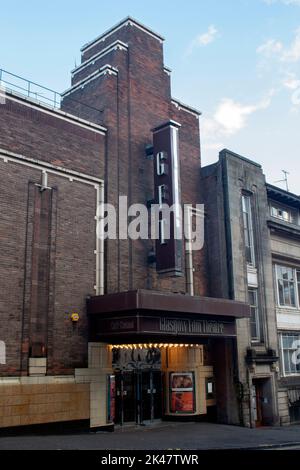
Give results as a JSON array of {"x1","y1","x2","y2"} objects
[{"x1": 0, "y1": 422, "x2": 300, "y2": 450}]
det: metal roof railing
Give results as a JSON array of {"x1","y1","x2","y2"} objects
[{"x1": 0, "y1": 68, "x2": 104, "y2": 124}]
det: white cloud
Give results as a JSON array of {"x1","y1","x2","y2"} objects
[
  {"x1": 256, "y1": 29, "x2": 300, "y2": 110},
  {"x1": 201, "y1": 91, "x2": 275, "y2": 153},
  {"x1": 281, "y1": 27, "x2": 300, "y2": 62},
  {"x1": 202, "y1": 142, "x2": 225, "y2": 151},
  {"x1": 257, "y1": 27, "x2": 300, "y2": 63},
  {"x1": 282, "y1": 72, "x2": 300, "y2": 89},
  {"x1": 257, "y1": 39, "x2": 283, "y2": 57},
  {"x1": 214, "y1": 100, "x2": 258, "y2": 135},
  {"x1": 186, "y1": 25, "x2": 218, "y2": 55},
  {"x1": 213, "y1": 92, "x2": 274, "y2": 136}
]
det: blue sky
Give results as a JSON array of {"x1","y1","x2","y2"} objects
[{"x1": 0, "y1": 0, "x2": 299, "y2": 193}]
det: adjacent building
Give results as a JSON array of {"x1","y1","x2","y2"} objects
[{"x1": 202, "y1": 150, "x2": 300, "y2": 427}]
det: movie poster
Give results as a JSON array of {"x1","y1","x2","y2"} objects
[{"x1": 170, "y1": 372, "x2": 195, "y2": 413}]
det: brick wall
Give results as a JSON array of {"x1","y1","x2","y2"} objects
[
  {"x1": 64, "y1": 22, "x2": 207, "y2": 296},
  {"x1": 0, "y1": 97, "x2": 105, "y2": 177},
  {"x1": 0, "y1": 138, "x2": 102, "y2": 376},
  {"x1": 0, "y1": 19, "x2": 208, "y2": 384}
]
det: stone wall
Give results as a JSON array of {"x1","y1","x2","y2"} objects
[{"x1": 0, "y1": 378, "x2": 89, "y2": 428}]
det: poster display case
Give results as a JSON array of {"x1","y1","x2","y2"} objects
[{"x1": 169, "y1": 372, "x2": 195, "y2": 413}]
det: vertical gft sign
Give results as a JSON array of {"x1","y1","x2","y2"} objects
[{"x1": 152, "y1": 120, "x2": 183, "y2": 276}]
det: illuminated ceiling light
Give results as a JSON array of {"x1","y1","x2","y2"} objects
[{"x1": 109, "y1": 343, "x2": 200, "y2": 350}]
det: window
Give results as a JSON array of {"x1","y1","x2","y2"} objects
[
  {"x1": 242, "y1": 195, "x2": 255, "y2": 266},
  {"x1": 249, "y1": 289, "x2": 262, "y2": 342},
  {"x1": 275, "y1": 265, "x2": 300, "y2": 308},
  {"x1": 280, "y1": 333, "x2": 300, "y2": 376},
  {"x1": 270, "y1": 203, "x2": 298, "y2": 225}
]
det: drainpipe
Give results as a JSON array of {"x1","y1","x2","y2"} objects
[
  {"x1": 96, "y1": 182, "x2": 105, "y2": 295},
  {"x1": 185, "y1": 207, "x2": 194, "y2": 296}
]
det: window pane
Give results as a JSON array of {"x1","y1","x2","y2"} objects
[
  {"x1": 297, "y1": 271, "x2": 300, "y2": 307},
  {"x1": 249, "y1": 290, "x2": 260, "y2": 341},
  {"x1": 277, "y1": 279, "x2": 284, "y2": 305},
  {"x1": 283, "y1": 281, "x2": 290, "y2": 305},
  {"x1": 284, "y1": 350, "x2": 291, "y2": 374},
  {"x1": 290, "y1": 282, "x2": 296, "y2": 307},
  {"x1": 282, "y1": 335, "x2": 290, "y2": 349},
  {"x1": 270, "y1": 204, "x2": 299, "y2": 225},
  {"x1": 242, "y1": 196, "x2": 254, "y2": 265},
  {"x1": 276, "y1": 265, "x2": 298, "y2": 307},
  {"x1": 281, "y1": 334, "x2": 300, "y2": 375},
  {"x1": 249, "y1": 290, "x2": 255, "y2": 305}
]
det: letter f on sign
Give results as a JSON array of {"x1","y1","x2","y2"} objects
[{"x1": 0, "y1": 341, "x2": 6, "y2": 365}]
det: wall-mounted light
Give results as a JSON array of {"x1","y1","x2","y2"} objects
[
  {"x1": 71, "y1": 313, "x2": 80, "y2": 322},
  {"x1": 145, "y1": 144, "x2": 154, "y2": 160}
]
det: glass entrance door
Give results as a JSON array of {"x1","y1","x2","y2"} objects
[
  {"x1": 141, "y1": 371, "x2": 152, "y2": 421},
  {"x1": 139, "y1": 370, "x2": 163, "y2": 423},
  {"x1": 115, "y1": 370, "x2": 162, "y2": 425},
  {"x1": 152, "y1": 371, "x2": 163, "y2": 420},
  {"x1": 115, "y1": 371, "x2": 136, "y2": 424}
]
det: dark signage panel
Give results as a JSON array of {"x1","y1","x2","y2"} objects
[
  {"x1": 152, "y1": 121, "x2": 183, "y2": 276},
  {"x1": 96, "y1": 315, "x2": 236, "y2": 338}
]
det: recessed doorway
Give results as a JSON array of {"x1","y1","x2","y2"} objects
[{"x1": 114, "y1": 370, "x2": 163, "y2": 425}]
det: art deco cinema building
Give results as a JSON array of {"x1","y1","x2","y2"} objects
[{"x1": 0, "y1": 17, "x2": 253, "y2": 430}]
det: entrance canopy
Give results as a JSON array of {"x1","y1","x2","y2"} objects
[{"x1": 87, "y1": 289, "x2": 250, "y2": 343}]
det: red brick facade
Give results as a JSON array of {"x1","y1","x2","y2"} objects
[
  {"x1": 0, "y1": 17, "x2": 207, "y2": 379},
  {"x1": 63, "y1": 19, "x2": 206, "y2": 296}
]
